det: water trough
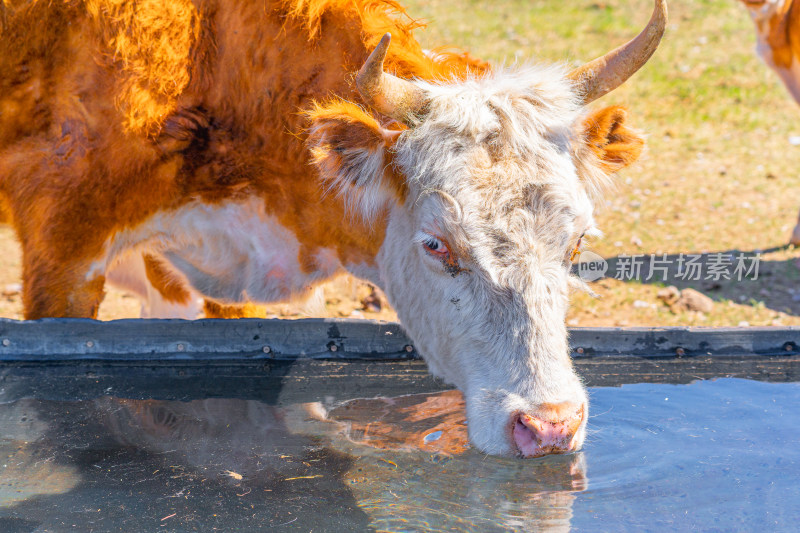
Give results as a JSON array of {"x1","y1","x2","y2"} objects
[{"x1": 0, "y1": 319, "x2": 798, "y2": 531}]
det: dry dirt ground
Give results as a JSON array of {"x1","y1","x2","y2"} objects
[{"x1": 3, "y1": 0, "x2": 800, "y2": 326}]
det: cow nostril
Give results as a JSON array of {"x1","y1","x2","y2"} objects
[
  {"x1": 512, "y1": 417, "x2": 538, "y2": 454},
  {"x1": 511, "y1": 403, "x2": 585, "y2": 458}
]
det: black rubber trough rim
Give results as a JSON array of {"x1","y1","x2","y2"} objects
[
  {"x1": 0, "y1": 318, "x2": 798, "y2": 401},
  {"x1": 0, "y1": 317, "x2": 797, "y2": 362}
]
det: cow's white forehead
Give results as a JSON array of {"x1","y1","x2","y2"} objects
[
  {"x1": 393, "y1": 65, "x2": 594, "y2": 257},
  {"x1": 418, "y1": 64, "x2": 581, "y2": 134},
  {"x1": 395, "y1": 64, "x2": 582, "y2": 183}
]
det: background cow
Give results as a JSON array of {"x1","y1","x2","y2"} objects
[
  {"x1": 0, "y1": 0, "x2": 666, "y2": 456},
  {"x1": 738, "y1": 0, "x2": 800, "y2": 244}
]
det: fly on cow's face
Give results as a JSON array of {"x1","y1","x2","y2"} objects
[{"x1": 570, "y1": 231, "x2": 586, "y2": 262}]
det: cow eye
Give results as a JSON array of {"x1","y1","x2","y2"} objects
[{"x1": 423, "y1": 236, "x2": 449, "y2": 256}]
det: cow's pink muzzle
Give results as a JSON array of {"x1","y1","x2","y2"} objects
[{"x1": 511, "y1": 402, "x2": 585, "y2": 458}]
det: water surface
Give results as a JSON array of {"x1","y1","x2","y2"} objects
[{"x1": 0, "y1": 371, "x2": 797, "y2": 532}]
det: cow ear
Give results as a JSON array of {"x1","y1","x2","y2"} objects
[
  {"x1": 306, "y1": 100, "x2": 406, "y2": 220},
  {"x1": 580, "y1": 105, "x2": 644, "y2": 174}
]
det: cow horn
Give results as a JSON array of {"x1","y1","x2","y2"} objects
[
  {"x1": 357, "y1": 33, "x2": 427, "y2": 125},
  {"x1": 568, "y1": 0, "x2": 668, "y2": 103}
]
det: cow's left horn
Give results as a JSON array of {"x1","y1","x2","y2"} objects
[
  {"x1": 568, "y1": 0, "x2": 667, "y2": 103},
  {"x1": 357, "y1": 33, "x2": 427, "y2": 125}
]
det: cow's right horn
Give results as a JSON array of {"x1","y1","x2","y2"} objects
[
  {"x1": 568, "y1": 0, "x2": 668, "y2": 103},
  {"x1": 357, "y1": 33, "x2": 427, "y2": 125}
]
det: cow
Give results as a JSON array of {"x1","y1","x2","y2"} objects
[
  {"x1": 0, "y1": 0, "x2": 667, "y2": 457},
  {"x1": 738, "y1": 0, "x2": 800, "y2": 244}
]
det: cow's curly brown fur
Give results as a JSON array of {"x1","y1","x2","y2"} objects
[{"x1": 0, "y1": 0, "x2": 487, "y2": 318}]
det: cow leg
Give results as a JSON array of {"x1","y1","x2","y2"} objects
[
  {"x1": 791, "y1": 207, "x2": 800, "y2": 246},
  {"x1": 1, "y1": 127, "x2": 168, "y2": 318},
  {"x1": 20, "y1": 253, "x2": 106, "y2": 319},
  {"x1": 106, "y1": 252, "x2": 202, "y2": 319},
  {"x1": 3, "y1": 184, "x2": 109, "y2": 319}
]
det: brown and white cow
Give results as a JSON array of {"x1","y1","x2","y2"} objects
[
  {"x1": 0, "y1": 0, "x2": 666, "y2": 457},
  {"x1": 738, "y1": 0, "x2": 800, "y2": 244}
]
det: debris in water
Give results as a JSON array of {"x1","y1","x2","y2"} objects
[
  {"x1": 223, "y1": 470, "x2": 242, "y2": 481},
  {"x1": 379, "y1": 458, "x2": 398, "y2": 469}
]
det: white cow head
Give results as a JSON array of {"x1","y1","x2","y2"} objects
[{"x1": 308, "y1": 1, "x2": 666, "y2": 457}]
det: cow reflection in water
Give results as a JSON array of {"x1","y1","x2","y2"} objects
[
  {"x1": 99, "y1": 398, "x2": 310, "y2": 481},
  {"x1": 100, "y1": 391, "x2": 586, "y2": 531}
]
